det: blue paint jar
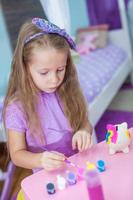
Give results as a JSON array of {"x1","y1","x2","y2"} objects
[
  {"x1": 96, "y1": 160, "x2": 105, "y2": 172},
  {"x1": 46, "y1": 182, "x2": 56, "y2": 194},
  {"x1": 67, "y1": 172, "x2": 77, "y2": 185}
]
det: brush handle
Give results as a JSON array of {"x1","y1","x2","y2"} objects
[
  {"x1": 65, "y1": 159, "x2": 75, "y2": 166},
  {"x1": 65, "y1": 159, "x2": 80, "y2": 168}
]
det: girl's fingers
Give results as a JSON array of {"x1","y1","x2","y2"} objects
[
  {"x1": 84, "y1": 134, "x2": 91, "y2": 150},
  {"x1": 77, "y1": 135, "x2": 82, "y2": 152},
  {"x1": 48, "y1": 151, "x2": 65, "y2": 161},
  {"x1": 81, "y1": 133, "x2": 87, "y2": 151},
  {"x1": 42, "y1": 156, "x2": 65, "y2": 171},
  {"x1": 72, "y1": 131, "x2": 92, "y2": 152},
  {"x1": 72, "y1": 134, "x2": 81, "y2": 151},
  {"x1": 72, "y1": 136, "x2": 77, "y2": 150},
  {"x1": 48, "y1": 158, "x2": 64, "y2": 167},
  {"x1": 41, "y1": 151, "x2": 65, "y2": 171},
  {"x1": 51, "y1": 151, "x2": 65, "y2": 157},
  {"x1": 44, "y1": 163, "x2": 61, "y2": 171}
]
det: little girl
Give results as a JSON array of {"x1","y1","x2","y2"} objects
[{"x1": 3, "y1": 18, "x2": 92, "y2": 173}]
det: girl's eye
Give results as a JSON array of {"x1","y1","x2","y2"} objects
[
  {"x1": 40, "y1": 72, "x2": 48, "y2": 75},
  {"x1": 57, "y1": 68, "x2": 65, "y2": 72}
]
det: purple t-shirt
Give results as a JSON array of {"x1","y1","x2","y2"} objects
[{"x1": 5, "y1": 92, "x2": 78, "y2": 158}]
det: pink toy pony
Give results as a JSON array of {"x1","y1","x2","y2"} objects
[
  {"x1": 76, "y1": 33, "x2": 98, "y2": 55},
  {"x1": 106, "y1": 122, "x2": 131, "y2": 155}
]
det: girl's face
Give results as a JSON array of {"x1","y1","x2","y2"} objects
[{"x1": 29, "y1": 48, "x2": 67, "y2": 93}]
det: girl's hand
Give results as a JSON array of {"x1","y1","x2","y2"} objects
[
  {"x1": 40, "y1": 151, "x2": 65, "y2": 171},
  {"x1": 72, "y1": 130, "x2": 91, "y2": 152}
]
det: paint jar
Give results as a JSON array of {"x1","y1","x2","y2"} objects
[
  {"x1": 57, "y1": 175, "x2": 66, "y2": 190},
  {"x1": 66, "y1": 172, "x2": 77, "y2": 185},
  {"x1": 77, "y1": 167, "x2": 85, "y2": 181},
  {"x1": 85, "y1": 169, "x2": 105, "y2": 200},
  {"x1": 46, "y1": 182, "x2": 56, "y2": 194},
  {"x1": 96, "y1": 160, "x2": 105, "y2": 172}
]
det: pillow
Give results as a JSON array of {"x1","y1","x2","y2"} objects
[
  {"x1": 76, "y1": 24, "x2": 109, "y2": 48},
  {"x1": 76, "y1": 34, "x2": 98, "y2": 55}
]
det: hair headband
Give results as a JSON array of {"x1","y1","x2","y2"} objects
[{"x1": 25, "y1": 17, "x2": 76, "y2": 50}]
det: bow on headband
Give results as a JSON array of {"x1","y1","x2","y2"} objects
[{"x1": 25, "y1": 17, "x2": 76, "y2": 50}]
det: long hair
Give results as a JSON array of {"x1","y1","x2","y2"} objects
[{"x1": 3, "y1": 19, "x2": 90, "y2": 143}]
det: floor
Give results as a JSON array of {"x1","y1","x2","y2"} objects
[{"x1": 109, "y1": 88, "x2": 133, "y2": 111}]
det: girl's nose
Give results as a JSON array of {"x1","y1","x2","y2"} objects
[{"x1": 50, "y1": 73, "x2": 59, "y2": 84}]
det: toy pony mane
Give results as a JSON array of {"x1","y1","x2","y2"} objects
[{"x1": 106, "y1": 125, "x2": 118, "y2": 144}]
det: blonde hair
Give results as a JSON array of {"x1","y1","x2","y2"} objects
[{"x1": 3, "y1": 19, "x2": 90, "y2": 142}]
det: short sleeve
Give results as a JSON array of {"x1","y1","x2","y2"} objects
[{"x1": 5, "y1": 102, "x2": 27, "y2": 133}]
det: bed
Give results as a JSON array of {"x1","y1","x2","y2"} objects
[{"x1": 75, "y1": 0, "x2": 133, "y2": 143}]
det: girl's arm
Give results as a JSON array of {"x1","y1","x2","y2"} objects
[
  {"x1": 7, "y1": 130, "x2": 65, "y2": 170},
  {"x1": 84, "y1": 120, "x2": 93, "y2": 134}
]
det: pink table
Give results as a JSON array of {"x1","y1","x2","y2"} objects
[{"x1": 21, "y1": 129, "x2": 133, "y2": 200}]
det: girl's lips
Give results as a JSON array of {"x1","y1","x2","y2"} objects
[
  {"x1": 45, "y1": 87, "x2": 57, "y2": 92},
  {"x1": 48, "y1": 87, "x2": 57, "y2": 90}
]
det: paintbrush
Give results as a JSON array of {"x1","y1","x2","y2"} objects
[
  {"x1": 65, "y1": 159, "x2": 81, "y2": 168},
  {"x1": 42, "y1": 147, "x2": 81, "y2": 169}
]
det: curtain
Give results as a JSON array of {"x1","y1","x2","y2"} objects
[
  {"x1": 39, "y1": 0, "x2": 71, "y2": 34},
  {"x1": 86, "y1": 0, "x2": 122, "y2": 30}
]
